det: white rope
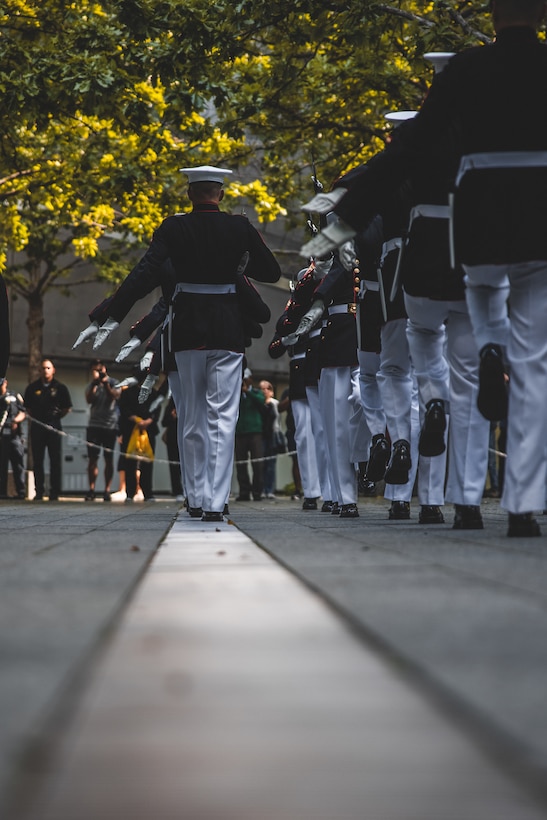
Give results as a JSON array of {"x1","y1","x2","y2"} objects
[{"x1": 25, "y1": 416, "x2": 297, "y2": 467}]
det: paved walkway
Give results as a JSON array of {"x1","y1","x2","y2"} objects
[{"x1": 1, "y1": 496, "x2": 547, "y2": 819}]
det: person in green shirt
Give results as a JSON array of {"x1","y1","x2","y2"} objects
[{"x1": 234, "y1": 368, "x2": 265, "y2": 501}]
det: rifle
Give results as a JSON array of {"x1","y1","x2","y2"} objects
[
  {"x1": 301, "y1": 157, "x2": 328, "y2": 275},
  {"x1": 306, "y1": 156, "x2": 326, "y2": 237}
]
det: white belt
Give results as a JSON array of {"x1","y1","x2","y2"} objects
[
  {"x1": 408, "y1": 204, "x2": 450, "y2": 229},
  {"x1": 382, "y1": 237, "x2": 403, "y2": 255},
  {"x1": 380, "y1": 237, "x2": 402, "y2": 268},
  {"x1": 291, "y1": 352, "x2": 306, "y2": 360},
  {"x1": 328, "y1": 304, "x2": 355, "y2": 315},
  {"x1": 360, "y1": 279, "x2": 380, "y2": 293},
  {"x1": 455, "y1": 151, "x2": 547, "y2": 186},
  {"x1": 309, "y1": 328, "x2": 321, "y2": 338},
  {"x1": 174, "y1": 282, "x2": 236, "y2": 295}
]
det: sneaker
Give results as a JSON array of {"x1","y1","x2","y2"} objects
[
  {"x1": 291, "y1": 492, "x2": 303, "y2": 501},
  {"x1": 340, "y1": 503, "x2": 359, "y2": 518},
  {"x1": 175, "y1": 495, "x2": 185, "y2": 502},
  {"x1": 507, "y1": 512, "x2": 541, "y2": 537},
  {"x1": 452, "y1": 504, "x2": 483, "y2": 530},
  {"x1": 388, "y1": 501, "x2": 410, "y2": 520},
  {"x1": 124, "y1": 497, "x2": 134, "y2": 504},
  {"x1": 419, "y1": 505, "x2": 445, "y2": 524},
  {"x1": 84, "y1": 490, "x2": 96, "y2": 502},
  {"x1": 418, "y1": 399, "x2": 446, "y2": 457}
]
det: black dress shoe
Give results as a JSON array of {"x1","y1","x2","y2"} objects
[
  {"x1": 321, "y1": 500, "x2": 334, "y2": 513},
  {"x1": 478, "y1": 344, "x2": 508, "y2": 422},
  {"x1": 202, "y1": 511, "x2": 224, "y2": 522},
  {"x1": 223, "y1": 504, "x2": 230, "y2": 516},
  {"x1": 330, "y1": 502, "x2": 341, "y2": 515},
  {"x1": 419, "y1": 505, "x2": 445, "y2": 524},
  {"x1": 418, "y1": 399, "x2": 446, "y2": 457},
  {"x1": 358, "y1": 463, "x2": 377, "y2": 496},
  {"x1": 340, "y1": 503, "x2": 359, "y2": 518},
  {"x1": 365, "y1": 434, "x2": 391, "y2": 482},
  {"x1": 384, "y1": 439, "x2": 412, "y2": 485},
  {"x1": 302, "y1": 497, "x2": 318, "y2": 511},
  {"x1": 507, "y1": 512, "x2": 541, "y2": 537},
  {"x1": 188, "y1": 506, "x2": 203, "y2": 518},
  {"x1": 235, "y1": 495, "x2": 250, "y2": 501},
  {"x1": 388, "y1": 501, "x2": 410, "y2": 520},
  {"x1": 452, "y1": 504, "x2": 483, "y2": 530}
]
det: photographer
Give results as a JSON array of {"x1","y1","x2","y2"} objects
[
  {"x1": 84, "y1": 359, "x2": 121, "y2": 501},
  {"x1": 24, "y1": 358, "x2": 72, "y2": 501}
]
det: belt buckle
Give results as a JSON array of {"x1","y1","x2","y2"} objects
[{"x1": 348, "y1": 303, "x2": 357, "y2": 315}]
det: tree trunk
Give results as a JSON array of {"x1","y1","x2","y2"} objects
[{"x1": 26, "y1": 291, "x2": 44, "y2": 382}]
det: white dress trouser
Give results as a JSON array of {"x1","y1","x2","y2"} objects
[
  {"x1": 405, "y1": 294, "x2": 489, "y2": 506},
  {"x1": 305, "y1": 385, "x2": 332, "y2": 502},
  {"x1": 318, "y1": 366, "x2": 358, "y2": 506},
  {"x1": 174, "y1": 349, "x2": 243, "y2": 512},
  {"x1": 349, "y1": 366, "x2": 371, "y2": 464},
  {"x1": 291, "y1": 398, "x2": 321, "y2": 499},
  {"x1": 168, "y1": 369, "x2": 185, "y2": 497},
  {"x1": 377, "y1": 318, "x2": 413, "y2": 443},
  {"x1": 383, "y1": 378, "x2": 446, "y2": 506},
  {"x1": 358, "y1": 351, "x2": 385, "y2": 437},
  {"x1": 465, "y1": 261, "x2": 547, "y2": 513}
]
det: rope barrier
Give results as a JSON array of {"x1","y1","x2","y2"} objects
[
  {"x1": 20, "y1": 418, "x2": 508, "y2": 470},
  {"x1": 23, "y1": 415, "x2": 298, "y2": 467}
]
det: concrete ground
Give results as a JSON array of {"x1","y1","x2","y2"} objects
[{"x1": 1, "y1": 494, "x2": 547, "y2": 819}]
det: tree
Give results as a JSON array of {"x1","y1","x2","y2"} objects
[{"x1": 0, "y1": 0, "x2": 285, "y2": 376}]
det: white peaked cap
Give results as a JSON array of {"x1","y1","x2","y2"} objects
[
  {"x1": 243, "y1": 367, "x2": 252, "y2": 379},
  {"x1": 179, "y1": 165, "x2": 233, "y2": 184},
  {"x1": 296, "y1": 268, "x2": 309, "y2": 282},
  {"x1": 423, "y1": 52, "x2": 456, "y2": 74},
  {"x1": 385, "y1": 110, "x2": 418, "y2": 126}
]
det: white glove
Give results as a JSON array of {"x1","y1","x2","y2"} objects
[
  {"x1": 140, "y1": 350, "x2": 154, "y2": 371},
  {"x1": 281, "y1": 299, "x2": 324, "y2": 346},
  {"x1": 113, "y1": 376, "x2": 139, "y2": 390},
  {"x1": 301, "y1": 188, "x2": 346, "y2": 214},
  {"x1": 339, "y1": 240, "x2": 357, "y2": 272},
  {"x1": 92, "y1": 318, "x2": 120, "y2": 350},
  {"x1": 300, "y1": 219, "x2": 356, "y2": 260},
  {"x1": 115, "y1": 337, "x2": 142, "y2": 362},
  {"x1": 72, "y1": 321, "x2": 99, "y2": 350},
  {"x1": 312, "y1": 256, "x2": 333, "y2": 279},
  {"x1": 138, "y1": 374, "x2": 158, "y2": 404}
]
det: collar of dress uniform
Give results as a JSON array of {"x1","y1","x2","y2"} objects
[{"x1": 192, "y1": 202, "x2": 221, "y2": 212}]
